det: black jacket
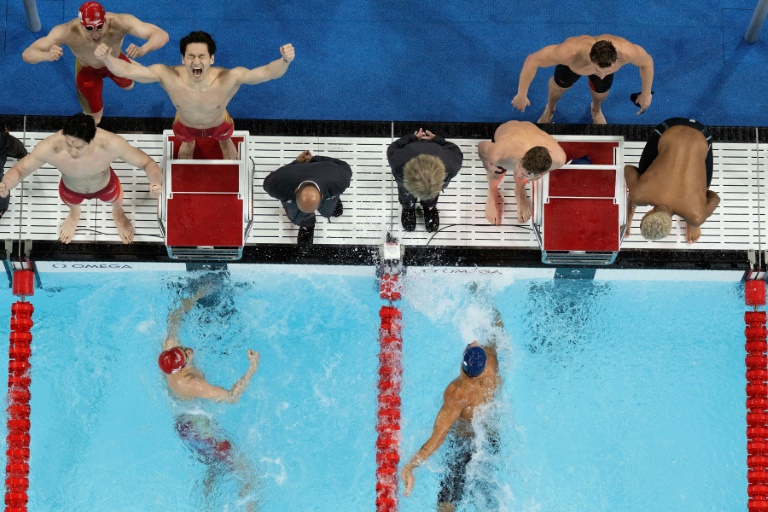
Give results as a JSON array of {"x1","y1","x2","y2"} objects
[
  {"x1": 386, "y1": 134, "x2": 463, "y2": 188},
  {"x1": 263, "y1": 155, "x2": 352, "y2": 207}
]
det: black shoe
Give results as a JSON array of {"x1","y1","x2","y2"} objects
[
  {"x1": 332, "y1": 199, "x2": 343, "y2": 217},
  {"x1": 424, "y1": 207, "x2": 440, "y2": 233},
  {"x1": 297, "y1": 225, "x2": 314, "y2": 252},
  {"x1": 401, "y1": 206, "x2": 416, "y2": 232}
]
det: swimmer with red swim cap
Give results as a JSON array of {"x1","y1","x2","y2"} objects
[
  {"x1": 22, "y1": 2, "x2": 169, "y2": 124},
  {"x1": 401, "y1": 283, "x2": 504, "y2": 511},
  {"x1": 478, "y1": 121, "x2": 566, "y2": 225},
  {"x1": 94, "y1": 31, "x2": 295, "y2": 160},
  {"x1": 160, "y1": 283, "x2": 260, "y2": 509}
]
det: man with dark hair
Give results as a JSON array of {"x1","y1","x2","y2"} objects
[
  {"x1": 263, "y1": 151, "x2": 352, "y2": 252},
  {"x1": 387, "y1": 128, "x2": 463, "y2": 232},
  {"x1": 625, "y1": 118, "x2": 720, "y2": 244},
  {"x1": 159, "y1": 283, "x2": 260, "y2": 511},
  {"x1": 0, "y1": 127, "x2": 29, "y2": 218},
  {"x1": 22, "y1": 1, "x2": 168, "y2": 124},
  {"x1": 478, "y1": 121, "x2": 566, "y2": 224},
  {"x1": 95, "y1": 31, "x2": 295, "y2": 159},
  {"x1": 0, "y1": 113, "x2": 162, "y2": 244},
  {"x1": 511, "y1": 34, "x2": 654, "y2": 124},
  {"x1": 401, "y1": 284, "x2": 503, "y2": 512}
]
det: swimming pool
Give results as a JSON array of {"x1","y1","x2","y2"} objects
[{"x1": 0, "y1": 264, "x2": 746, "y2": 511}]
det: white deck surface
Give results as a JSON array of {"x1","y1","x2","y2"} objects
[{"x1": 1, "y1": 131, "x2": 765, "y2": 253}]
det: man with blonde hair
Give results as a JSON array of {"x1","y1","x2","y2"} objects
[
  {"x1": 625, "y1": 118, "x2": 720, "y2": 244},
  {"x1": 387, "y1": 128, "x2": 463, "y2": 232},
  {"x1": 22, "y1": 1, "x2": 169, "y2": 124},
  {"x1": 478, "y1": 121, "x2": 566, "y2": 224},
  {"x1": 511, "y1": 35, "x2": 654, "y2": 124}
]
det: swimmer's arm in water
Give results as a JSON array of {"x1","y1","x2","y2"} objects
[
  {"x1": 22, "y1": 23, "x2": 68, "y2": 64},
  {"x1": 208, "y1": 350, "x2": 260, "y2": 404},
  {"x1": 94, "y1": 43, "x2": 168, "y2": 84},
  {"x1": 117, "y1": 14, "x2": 169, "y2": 59},
  {"x1": 165, "y1": 285, "x2": 216, "y2": 341},
  {"x1": 401, "y1": 385, "x2": 463, "y2": 497},
  {"x1": 232, "y1": 44, "x2": 295, "y2": 86}
]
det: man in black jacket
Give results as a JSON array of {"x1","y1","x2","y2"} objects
[
  {"x1": 0, "y1": 126, "x2": 29, "y2": 218},
  {"x1": 387, "y1": 128, "x2": 463, "y2": 232},
  {"x1": 263, "y1": 150, "x2": 352, "y2": 251}
]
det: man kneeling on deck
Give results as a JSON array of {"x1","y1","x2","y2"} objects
[
  {"x1": 624, "y1": 117, "x2": 720, "y2": 244},
  {"x1": 0, "y1": 113, "x2": 162, "y2": 244},
  {"x1": 263, "y1": 150, "x2": 352, "y2": 252}
]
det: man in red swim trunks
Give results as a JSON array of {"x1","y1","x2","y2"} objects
[
  {"x1": 158, "y1": 283, "x2": 260, "y2": 510},
  {"x1": 22, "y1": 1, "x2": 168, "y2": 125},
  {"x1": 0, "y1": 113, "x2": 162, "y2": 244},
  {"x1": 95, "y1": 31, "x2": 295, "y2": 159}
]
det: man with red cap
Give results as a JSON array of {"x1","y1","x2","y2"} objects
[
  {"x1": 159, "y1": 283, "x2": 260, "y2": 510},
  {"x1": 22, "y1": 1, "x2": 168, "y2": 125}
]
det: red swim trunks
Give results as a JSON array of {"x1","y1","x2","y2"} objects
[
  {"x1": 172, "y1": 112, "x2": 235, "y2": 143},
  {"x1": 75, "y1": 53, "x2": 134, "y2": 114},
  {"x1": 59, "y1": 168, "x2": 123, "y2": 205}
]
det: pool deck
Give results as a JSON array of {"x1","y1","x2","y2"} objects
[{"x1": 1, "y1": 118, "x2": 765, "y2": 271}]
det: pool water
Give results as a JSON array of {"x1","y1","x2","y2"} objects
[{"x1": 0, "y1": 265, "x2": 747, "y2": 511}]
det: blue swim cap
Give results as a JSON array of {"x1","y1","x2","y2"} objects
[{"x1": 462, "y1": 346, "x2": 487, "y2": 378}]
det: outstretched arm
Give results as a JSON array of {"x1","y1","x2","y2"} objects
[
  {"x1": 234, "y1": 44, "x2": 295, "y2": 85},
  {"x1": 165, "y1": 285, "x2": 214, "y2": 343},
  {"x1": 22, "y1": 24, "x2": 68, "y2": 64},
  {"x1": 512, "y1": 44, "x2": 562, "y2": 112},
  {"x1": 121, "y1": 14, "x2": 170, "y2": 59},
  {"x1": 183, "y1": 350, "x2": 260, "y2": 403},
  {"x1": 401, "y1": 387, "x2": 462, "y2": 497},
  {"x1": 94, "y1": 43, "x2": 166, "y2": 83}
]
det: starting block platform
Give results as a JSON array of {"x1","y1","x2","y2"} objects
[{"x1": 0, "y1": 129, "x2": 765, "y2": 261}]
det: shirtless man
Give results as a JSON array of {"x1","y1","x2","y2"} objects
[
  {"x1": 0, "y1": 113, "x2": 162, "y2": 244},
  {"x1": 22, "y1": 1, "x2": 168, "y2": 124},
  {"x1": 478, "y1": 120, "x2": 566, "y2": 224},
  {"x1": 95, "y1": 31, "x2": 295, "y2": 160},
  {"x1": 159, "y1": 284, "x2": 260, "y2": 510},
  {"x1": 401, "y1": 292, "x2": 503, "y2": 512},
  {"x1": 624, "y1": 118, "x2": 720, "y2": 244},
  {"x1": 511, "y1": 35, "x2": 654, "y2": 124}
]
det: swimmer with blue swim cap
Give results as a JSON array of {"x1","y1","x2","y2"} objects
[{"x1": 461, "y1": 344, "x2": 487, "y2": 378}]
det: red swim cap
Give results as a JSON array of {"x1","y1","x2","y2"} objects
[
  {"x1": 158, "y1": 347, "x2": 187, "y2": 374},
  {"x1": 78, "y1": 2, "x2": 105, "y2": 28}
]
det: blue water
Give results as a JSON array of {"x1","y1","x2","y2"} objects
[{"x1": 0, "y1": 266, "x2": 747, "y2": 511}]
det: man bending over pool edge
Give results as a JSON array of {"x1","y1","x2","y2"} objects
[
  {"x1": 159, "y1": 285, "x2": 260, "y2": 402},
  {"x1": 400, "y1": 298, "x2": 503, "y2": 512}
]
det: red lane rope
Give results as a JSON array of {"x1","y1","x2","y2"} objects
[
  {"x1": 746, "y1": 279, "x2": 768, "y2": 512},
  {"x1": 376, "y1": 274, "x2": 402, "y2": 512},
  {"x1": 5, "y1": 270, "x2": 34, "y2": 512}
]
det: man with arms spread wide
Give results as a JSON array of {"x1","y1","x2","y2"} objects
[
  {"x1": 624, "y1": 117, "x2": 720, "y2": 244},
  {"x1": 0, "y1": 113, "x2": 162, "y2": 244},
  {"x1": 478, "y1": 120, "x2": 566, "y2": 224},
  {"x1": 23, "y1": 1, "x2": 169, "y2": 124},
  {"x1": 95, "y1": 31, "x2": 295, "y2": 160},
  {"x1": 511, "y1": 35, "x2": 654, "y2": 124}
]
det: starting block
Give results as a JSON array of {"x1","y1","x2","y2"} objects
[
  {"x1": 158, "y1": 130, "x2": 253, "y2": 260},
  {"x1": 531, "y1": 135, "x2": 627, "y2": 265}
]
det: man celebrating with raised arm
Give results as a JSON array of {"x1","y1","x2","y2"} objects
[
  {"x1": 22, "y1": 1, "x2": 169, "y2": 125},
  {"x1": 0, "y1": 113, "x2": 162, "y2": 245},
  {"x1": 511, "y1": 34, "x2": 654, "y2": 124},
  {"x1": 95, "y1": 31, "x2": 295, "y2": 160}
]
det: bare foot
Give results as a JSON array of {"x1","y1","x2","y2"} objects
[
  {"x1": 623, "y1": 222, "x2": 632, "y2": 238},
  {"x1": 590, "y1": 103, "x2": 607, "y2": 124},
  {"x1": 220, "y1": 138, "x2": 238, "y2": 160},
  {"x1": 485, "y1": 188, "x2": 504, "y2": 225},
  {"x1": 686, "y1": 224, "x2": 701, "y2": 244},
  {"x1": 112, "y1": 204, "x2": 135, "y2": 244},
  {"x1": 515, "y1": 190, "x2": 532, "y2": 223},
  {"x1": 59, "y1": 206, "x2": 81, "y2": 244},
  {"x1": 537, "y1": 106, "x2": 555, "y2": 124},
  {"x1": 178, "y1": 141, "x2": 195, "y2": 159}
]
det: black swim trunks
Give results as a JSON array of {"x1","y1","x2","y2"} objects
[
  {"x1": 553, "y1": 64, "x2": 614, "y2": 93},
  {"x1": 437, "y1": 431, "x2": 501, "y2": 506},
  {"x1": 637, "y1": 117, "x2": 714, "y2": 187}
]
